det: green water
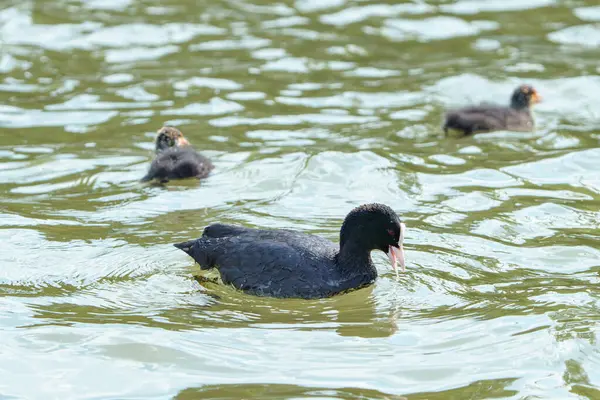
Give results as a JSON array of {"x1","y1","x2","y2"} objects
[{"x1": 1, "y1": 0, "x2": 600, "y2": 398}]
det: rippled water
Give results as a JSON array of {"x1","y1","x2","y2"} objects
[{"x1": 1, "y1": 0, "x2": 600, "y2": 398}]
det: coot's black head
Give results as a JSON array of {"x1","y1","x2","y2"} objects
[
  {"x1": 510, "y1": 85, "x2": 541, "y2": 110},
  {"x1": 155, "y1": 126, "x2": 190, "y2": 152},
  {"x1": 340, "y1": 203, "x2": 406, "y2": 271}
]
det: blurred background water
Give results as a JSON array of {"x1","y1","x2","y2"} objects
[{"x1": 1, "y1": 0, "x2": 600, "y2": 398}]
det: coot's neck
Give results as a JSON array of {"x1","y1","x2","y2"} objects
[
  {"x1": 510, "y1": 99, "x2": 530, "y2": 111},
  {"x1": 157, "y1": 145, "x2": 184, "y2": 154},
  {"x1": 336, "y1": 240, "x2": 377, "y2": 277}
]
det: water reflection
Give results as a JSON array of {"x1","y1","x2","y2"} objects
[
  {"x1": 176, "y1": 383, "x2": 409, "y2": 399},
  {"x1": 25, "y1": 272, "x2": 399, "y2": 338},
  {"x1": 175, "y1": 380, "x2": 520, "y2": 399}
]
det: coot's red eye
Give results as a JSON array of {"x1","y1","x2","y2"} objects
[{"x1": 387, "y1": 228, "x2": 394, "y2": 237}]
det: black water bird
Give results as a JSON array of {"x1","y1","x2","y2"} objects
[{"x1": 174, "y1": 203, "x2": 407, "y2": 299}]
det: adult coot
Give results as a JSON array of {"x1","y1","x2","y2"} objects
[
  {"x1": 141, "y1": 126, "x2": 213, "y2": 182},
  {"x1": 443, "y1": 84, "x2": 541, "y2": 135},
  {"x1": 174, "y1": 203, "x2": 406, "y2": 299}
]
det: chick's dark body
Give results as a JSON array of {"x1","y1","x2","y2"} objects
[
  {"x1": 142, "y1": 147, "x2": 213, "y2": 182},
  {"x1": 443, "y1": 84, "x2": 541, "y2": 135},
  {"x1": 141, "y1": 126, "x2": 213, "y2": 183},
  {"x1": 443, "y1": 105, "x2": 534, "y2": 135}
]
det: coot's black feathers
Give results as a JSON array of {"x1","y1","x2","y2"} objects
[
  {"x1": 175, "y1": 227, "x2": 344, "y2": 298},
  {"x1": 174, "y1": 203, "x2": 405, "y2": 299},
  {"x1": 443, "y1": 84, "x2": 541, "y2": 135}
]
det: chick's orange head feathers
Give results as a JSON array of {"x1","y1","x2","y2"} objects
[{"x1": 155, "y1": 126, "x2": 189, "y2": 151}]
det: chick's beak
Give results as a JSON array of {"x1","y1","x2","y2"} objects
[
  {"x1": 177, "y1": 136, "x2": 190, "y2": 147},
  {"x1": 387, "y1": 222, "x2": 406, "y2": 278}
]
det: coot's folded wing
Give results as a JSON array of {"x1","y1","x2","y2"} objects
[
  {"x1": 202, "y1": 223, "x2": 257, "y2": 238},
  {"x1": 176, "y1": 236, "x2": 332, "y2": 298},
  {"x1": 202, "y1": 224, "x2": 333, "y2": 249}
]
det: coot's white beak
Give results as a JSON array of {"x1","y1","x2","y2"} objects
[{"x1": 387, "y1": 223, "x2": 406, "y2": 278}]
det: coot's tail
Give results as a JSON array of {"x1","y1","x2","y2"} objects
[
  {"x1": 173, "y1": 240, "x2": 196, "y2": 255},
  {"x1": 174, "y1": 239, "x2": 214, "y2": 270}
]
